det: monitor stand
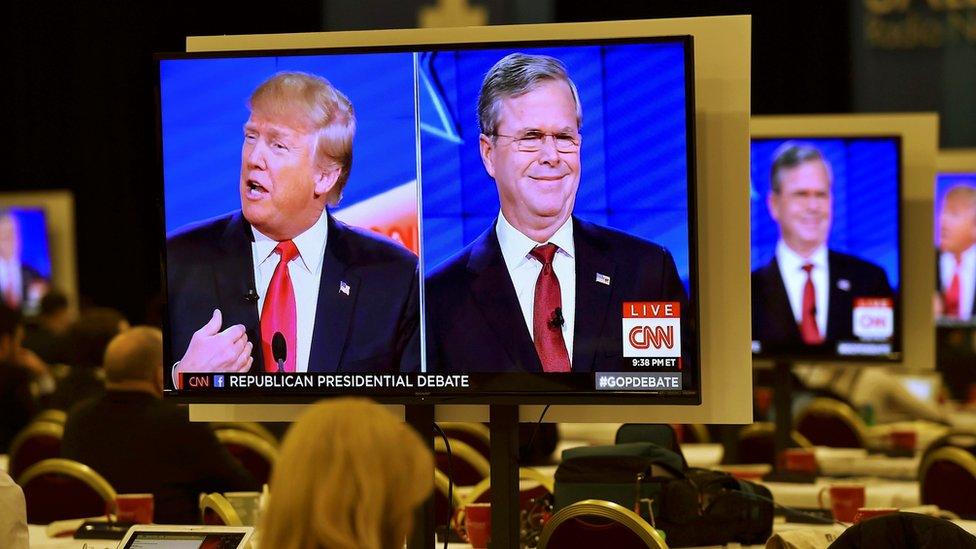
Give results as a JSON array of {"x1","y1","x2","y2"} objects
[{"x1": 763, "y1": 360, "x2": 814, "y2": 483}]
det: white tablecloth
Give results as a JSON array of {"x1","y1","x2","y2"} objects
[{"x1": 761, "y1": 477, "x2": 920, "y2": 510}]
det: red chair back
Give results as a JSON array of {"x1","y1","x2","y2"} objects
[
  {"x1": 9, "y1": 422, "x2": 62, "y2": 480},
  {"x1": 546, "y1": 516, "x2": 650, "y2": 548},
  {"x1": 222, "y1": 442, "x2": 273, "y2": 485},
  {"x1": 19, "y1": 460, "x2": 115, "y2": 524},
  {"x1": 920, "y1": 448, "x2": 976, "y2": 519}
]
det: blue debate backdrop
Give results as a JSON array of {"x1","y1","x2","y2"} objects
[
  {"x1": 159, "y1": 52, "x2": 417, "y2": 234},
  {"x1": 935, "y1": 174, "x2": 976, "y2": 247},
  {"x1": 418, "y1": 42, "x2": 694, "y2": 293},
  {"x1": 750, "y1": 138, "x2": 901, "y2": 291}
]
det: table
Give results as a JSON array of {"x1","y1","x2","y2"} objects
[
  {"x1": 814, "y1": 447, "x2": 919, "y2": 480},
  {"x1": 761, "y1": 477, "x2": 919, "y2": 511}
]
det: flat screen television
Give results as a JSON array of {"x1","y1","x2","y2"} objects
[
  {"x1": 157, "y1": 17, "x2": 753, "y2": 420},
  {"x1": 0, "y1": 191, "x2": 77, "y2": 317},
  {"x1": 934, "y1": 149, "x2": 976, "y2": 328},
  {"x1": 750, "y1": 136, "x2": 903, "y2": 361},
  {"x1": 751, "y1": 114, "x2": 938, "y2": 370}
]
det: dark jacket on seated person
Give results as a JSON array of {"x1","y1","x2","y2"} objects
[{"x1": 61, "y1": 390, "x2": 258, "y2": 524}]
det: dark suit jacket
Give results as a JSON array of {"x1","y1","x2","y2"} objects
[
  {"x1": 425, "y1": 217, "x2": 691, "y2": 373},
  {"x1": 166, "y1": 211, "x2": 420, "y2": 379},
  {"x1": 61, "y1": 391, "x2": 259, "y2": 524},
  {"x1": 0, "y1": 361, "x2": 36, "y2": 453},
  {"x1": 752, "y1": 250, "x2": 894, "y2": 352},
  {"x1": 936, "y1": 250, "x2": 976, "y2": 321}
]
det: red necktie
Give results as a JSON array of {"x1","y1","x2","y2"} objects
[
  {"x1": 944, "y1": 254, "x2": 962, "y2": 318},
  {"x1": 800, "y1": 263, "x2": 823, "y2": 344},
  {"x1": 529, "y1": 244, "x2": 571, "y2": 373},
  {"x1": 261, "y1": 241, "x2": 298, "y2": 373}
]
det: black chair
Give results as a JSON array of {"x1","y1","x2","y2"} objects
[{"x1": 829, "y1": 512, "x2": 976, "y2": 548}]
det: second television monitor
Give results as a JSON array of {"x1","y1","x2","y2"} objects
[{"x1": 751, "y1": 137, "x2": 902, "y2": 361}]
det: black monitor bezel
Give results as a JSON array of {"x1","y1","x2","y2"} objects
[{"x1": 154, "y1": 34, "x2": 702, "y2": 405}]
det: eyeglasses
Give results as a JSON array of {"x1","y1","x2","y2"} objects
[{"x1": 493, "y1": 130, "x2": 581, "y2": 153}]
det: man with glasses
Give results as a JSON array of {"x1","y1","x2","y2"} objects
[{"x1": 425, "y1": 53, "x2": 688, "y2": 374}]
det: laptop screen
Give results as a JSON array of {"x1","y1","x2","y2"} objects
[{"x1": 121, "y1": 532, "x2": 246, "y2": 549}]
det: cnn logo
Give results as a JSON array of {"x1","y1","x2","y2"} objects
[
  {"x1": 622, "y1": 318, "x2": 681, "y2": 358},
  {"x1": 853, "y1": 298, "x2": 893, "y2": 341}
]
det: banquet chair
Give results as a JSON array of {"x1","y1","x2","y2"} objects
[
  {"x1": 830, "y1": 512, "x2": 976, "y2": 548},
  {"x1": 794, "y1": 397, "x2": 868, "y2": 448},
  {"x1": 435, "y1": 437, "x2": 490, "y2": 486},
  {"x1": 34, "y1": 409, "x2": 68, "y2": 425},
  {"x1": 209, "y1": 422, "x2": 279, "y2": 446},
  {"x1": 18, "y1": 458, "x2": 117, "y2": 524},
  {"x1": 919, "y1": 446, "x2": 976, "y2": 519},
  {"x1": 215, "y1": 428, "x2": 278, "y2": 485},
  {"x1": 676, "y1": 424, "x2": 711, "y2": 444},
  {"x1": 463, "y1": 466, "x2": 554, "y2": 514},
  {"x1": 614, "y1": 424, "x2": 688, "y2": 469},
  {"x1": 8, "y1": 420, "x2": 64, "y2": 480},
  {"x1": 437, "y1": 422, "x2": 491, "y2": 461},
  {"x1": 200, "y1": 493, "x2": 244, "y2": 526},
  {"x1": 539, "y1": 499, "x2": 668, "y2": 549},
  {"x1": 734, "y1": 422, "x2": 812, "y2": 465}
]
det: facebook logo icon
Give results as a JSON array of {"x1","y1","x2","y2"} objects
[{"x1": 214, "y1": 375, "x2": 225, "y2": 388}]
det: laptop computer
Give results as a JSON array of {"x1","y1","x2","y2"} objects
[{"x1": 116, "y1": 525, "x2": 253, "y2": 549}]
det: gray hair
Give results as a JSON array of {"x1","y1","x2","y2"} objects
[
  {"x1": 770, "y1": 142, "x2": 832, "y2": 194},
  {"x1": 477, "y1": 53, "x2": 582, "y2": 137}
]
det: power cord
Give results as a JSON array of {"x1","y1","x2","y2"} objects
[
  {"x1": 521, "y1": 404, "x2": 552, "y2": 462},
  {"x1": 733, "y1": 489, "x2": 849, "y2": 527},
  {"x1": 432, "y1": 423, "x2": 454, "y2": 549}
]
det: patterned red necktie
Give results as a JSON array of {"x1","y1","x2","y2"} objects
[
  {"x1": 944, "y1": 254, "x2": 962, "y2": 318},
  {"x1": 800, "y1": 263, "x2": 823, "y2": 344},
  {"x1": 529, "y1": 244, "x2": 571, "y2": 373},
  {"x1": 261, "y1": 241, "x2": 298, "y2": 373}
]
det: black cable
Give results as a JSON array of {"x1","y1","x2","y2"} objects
[
  {"x1": 432, "y1": 423, "x2": 454, "y2": 549},
  {"x1": 521, "y1": 404, "x2": 552, "y2": 462},
  {"x1": 733, "y1": 489, "x2": 849, "y2": 527}
]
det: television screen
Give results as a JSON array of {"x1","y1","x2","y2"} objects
[
  {"x1": 934, "y1": 172, "x2": 976, "y2": 327},
  {"x1": 158, "y1": 36, "x2": 700, "y2": 402},
  {"x1": 0, "y1": 206, "x2": 52, "y2": 316},
  {"x1": 750, "y1": 137, "x2": 902, "y2": 361}
]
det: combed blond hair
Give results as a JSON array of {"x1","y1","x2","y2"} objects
[
  {"x1": 258, "y1": 398, "x2": 433, "y2": 549},
  {"x1": 249, "y1": 71, "x2": 356, "y2": 206}
]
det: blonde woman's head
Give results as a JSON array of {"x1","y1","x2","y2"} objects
[{"x1": 259, "y1": 397, "x2": 433, "y2": 549}]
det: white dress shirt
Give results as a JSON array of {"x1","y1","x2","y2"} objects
[
  {"x1": 496, "y1": 212, "x2": 576, "y2": 363},
  {"x1": 0, "y1": 257, "x2": 23, "y2": 305},
  {"x1": 776, "y1": 241, "x2": 829, "y2": 337},
  {"x1": 940, "y1": 244, "x2": 976, "y2": 320},
  {"x1": 252, "y1": 212, "x2": 329, "y2": 373}
]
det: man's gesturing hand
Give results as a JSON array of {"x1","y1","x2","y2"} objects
[{"x1": 176, "y1": 309, "x2": 253, "y2": 375}]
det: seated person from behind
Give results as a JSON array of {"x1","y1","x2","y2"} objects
[
  {"x1": 61, "y1": 326, "x2": 258, "y2": 524},
  {"x1": 47, "y1": 307, "x2": 128, "y2": 412},
  {"x1": 794, "y1": 365, "x2": 950, "y2": 425},
  {"x1": 21, "y1": 290, "x2": 72, "y2": 365},
  {"x1": 0, "y1": 305, "x2": 47, "y2": 453},
  {"x1": 259, "y1": 397, "x2": 432, "y2": 549}
]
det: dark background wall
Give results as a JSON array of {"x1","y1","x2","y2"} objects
[{"x1": 1, "y1": 0, "x2": 943, "y2": 323}]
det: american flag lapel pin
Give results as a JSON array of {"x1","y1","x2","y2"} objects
[
  {"x1": 595, "y1": 273, "x2": 611, "y2": 286},
  {"x1": 339, "y1": 281, "x2": 350, "y2": 296}
]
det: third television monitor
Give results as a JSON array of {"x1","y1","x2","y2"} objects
[
  {"x1": 751, "y1": 137, "x2": 902, "y2": 361},
  {"x1": 934, "y1": 151, "x2": 976, "y2": 327}
]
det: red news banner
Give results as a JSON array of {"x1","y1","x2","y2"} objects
[{"x1": 621, "y1": 301, "x2": 682, "y2": 368}]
